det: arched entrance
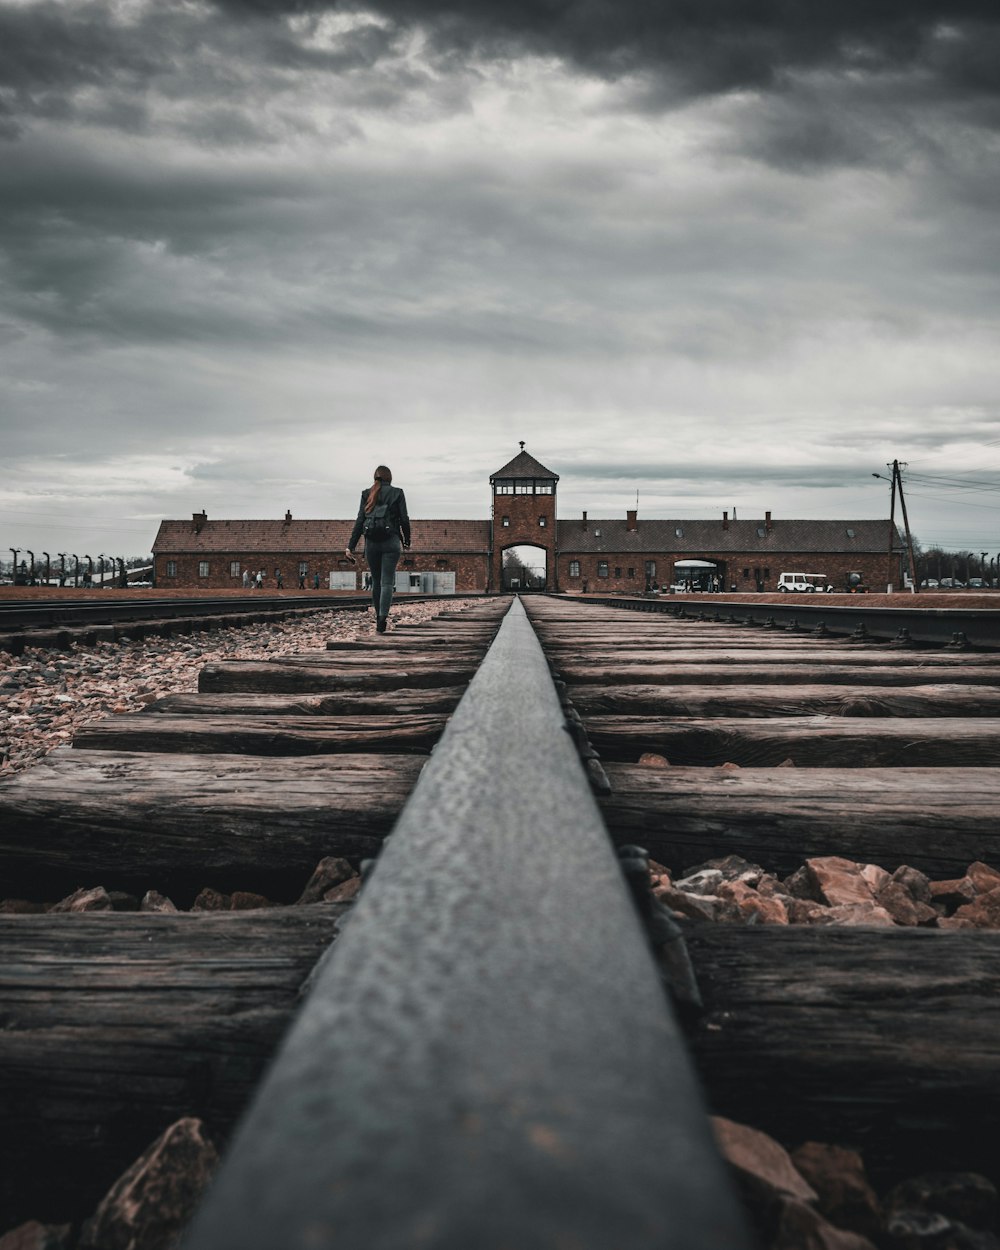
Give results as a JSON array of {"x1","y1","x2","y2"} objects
[{"x1": 502, "y1": 544, "x2": 548, "y2": 591}]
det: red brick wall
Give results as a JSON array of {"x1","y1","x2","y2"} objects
[
  {"x1": 490, "y1": 489, "x2": 557, "y2": 590},
  {"x1": 558, "y1": 550, "x2": 897, "y2": 593},
  {"x1": 155, "y1": 551, "x2": 490, "y2": 592}
]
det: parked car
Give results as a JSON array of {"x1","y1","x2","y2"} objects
[
  {"x1": 939, "y1": 578, "x2": 966, "y2": 589},
  {"x1": 967, "y1": 578, "x2": 986, "y2": 589},
  {"x1": 920, "y1": 579, "x2": 940, "y2": 588}
]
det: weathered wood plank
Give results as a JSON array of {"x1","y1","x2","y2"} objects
[
  {"x1": 587, "y1": 715, "x2": 1000, "y2": 766},
  {"x1": 0, "y1": 747, "x2": 422, "y2": 899},
  {"x1": 0, "y1": 907, "x2": 344, "y2": 1226},
  {"x1": 150, "y1": 689, "x2": 463, "y2": 715},
  {"x1": 684, "y1": 926, "x2": 1000, "y2": 1184},
  {"x1": 73, "y1": 713, "x2": 448, "y2": 755},
  {"x1": 561, "y1": 662, "x2": 1000, "y2": 686},
  {"x1": 569, "y1": 683, "x2": 1000, "y2": 718},
  {"x1": 198, "y1": 660, "x2": 476, "y2": 692},
  {"x1": 550, "y1": 647, "x2": 1000, "y2": 667},
  {"x1": 600, "y1": 764, "x2": 1000, "y2": 876}
]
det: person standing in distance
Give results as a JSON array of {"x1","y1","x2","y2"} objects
[{"x1": 346, "y1": 465, "x2": 411, "y2": 633}]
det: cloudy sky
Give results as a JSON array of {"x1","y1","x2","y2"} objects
[{"x1": 2, "y1": 0, "x2": 999, "y2": 561}]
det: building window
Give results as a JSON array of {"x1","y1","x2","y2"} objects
[
  {"x1": 298, "y1": 561, "x2": 308, "y2": 576},
  {"x1": 230, "y1": 561, "x2": 240, "y2": 578},
  {"x1": 645, "y1": 560, "x2": 656, "y2": 579},
  {"x1": 569, "y1": 560, "x2": 580, "y2": 578},
  {"x1": 846, "y1": 528, "x2": 855, "y2": 538},
  {"x1": 515, "y1": 481, "x2": 532, "y2": 494},
  {"x1": 165, "y1": 561, "x2": 177, "y2": 578},
  {"x1": 539, "y1": 516, "x2": 547, "y2": 527},
  {"x1": 764, "y1": 567, "x2": 770, "y2": 579},
  {"x1": 198, "y1": 561, "x2": 209, "y2": 578},
  {"x1": 627, "y1": 567, "x2": 634, "y2": 578},
  {"x1": 743, "y1": 568, "x2": 750, "y2": 578},
  {"x1": 495, "y1": 480, "x2": 514, "y2": 494},
  {"x1": 757, "y1": 526, "x2": 767, "y2": 538},
  {"x1": 502, "y1": 516, "x2": 510, "y2": 527},
  {"x1": 536, "y1": 483, "x2": 554, "y2": 494},
  {"x1": 675, "y1": 527, "x2": 684, "y2": 537},
  {"x1": 613, "y1": 566, "x2": 620, "y2": 577},
  {"x1": 436, "y1": 558, "x2": 448, "y2": 569},
  {"x1": 598, "y1": 561, "x2": 609, "y2": 578}
]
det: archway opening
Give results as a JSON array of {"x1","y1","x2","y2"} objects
[{"x1": 503, "y1": 544, "x2": 547, "y2": 591}]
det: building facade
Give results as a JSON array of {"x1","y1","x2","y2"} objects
[{"x1": 152, "y1": 448, "x2": 904, "y2": 592}]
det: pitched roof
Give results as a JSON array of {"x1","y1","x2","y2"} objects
[
  {"x1": 490, "y1": 449, "x2": 559, "y2": 481},
  {"x1": 152, "y1": 518, "x2": 490, "y2": 554},
  {"x1": 556, "y1": 518, "x2": 901, "y2": 555}
]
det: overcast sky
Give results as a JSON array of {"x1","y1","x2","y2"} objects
[{"x1": 2, "y1": 0, "x2": 999, "y2": 561}]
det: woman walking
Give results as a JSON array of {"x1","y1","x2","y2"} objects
[{"x1": 346, "y1": 465, "x2": 411, "y2": 633}]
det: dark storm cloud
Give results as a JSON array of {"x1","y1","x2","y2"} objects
[{"x1": 213, "y1": 0, "x2": 1000, "y2": 102}]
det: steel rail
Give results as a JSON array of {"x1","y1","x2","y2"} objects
[
  {"x1": 183, "y1": 597, "x2": 751, "y2": 1250},
  {"x1": 0, "y1": 593, "x2": 473, "y2": 633},
  {"x1": 579, "y1": 593, "x2": 1000, "y2": 649}
]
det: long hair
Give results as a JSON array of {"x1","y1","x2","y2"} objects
[{"x1": 365, "y1": 465, "x2": 393, "y2": 514}]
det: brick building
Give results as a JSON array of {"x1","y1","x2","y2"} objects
[{"x1": 152, "y1": 447, "x2": 904, "y2": 593}]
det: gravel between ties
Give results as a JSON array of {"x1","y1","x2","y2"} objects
[{"x1": 0, "y1": 602, "x2": 445, "y2": 777}]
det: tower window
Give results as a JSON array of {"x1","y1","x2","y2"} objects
[
  {"x1": 539, "y1": 516, "x2": 547, "y2": 527},
  {"x1": 502, "y1": 516, "x2": 510, "y2": 527}
]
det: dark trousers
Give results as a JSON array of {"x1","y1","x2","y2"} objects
[{"x1": 365, "y1": 536, "x2": 401, "y2": 617}]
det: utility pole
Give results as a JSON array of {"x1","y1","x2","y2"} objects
[
  {"x1": 885, "y1": 465, "x2": 897, "y2": 591},
  {"x1": 892, "y1": 460, "x2": 918, "y2": 594}
]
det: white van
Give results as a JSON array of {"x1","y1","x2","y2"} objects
[{"x1": 777, "y1": 572, "x2": 831, "y2": 592}]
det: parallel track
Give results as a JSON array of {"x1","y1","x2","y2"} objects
[{"x1": 1, "y1": 592, "x2": 999, "y2": 1246}]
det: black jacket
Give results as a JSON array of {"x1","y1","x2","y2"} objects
[{"x1": 348, "y1": 484, "x2": 411, "y2": 551}]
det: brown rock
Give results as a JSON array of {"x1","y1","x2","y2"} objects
[
  {"x1": 967, "y1": 862, "x2": 1000, "y2": 894},
  {"x1": 687, "y1": 854, "x2": 766, "y2": 886},
  {"x1": 891, "y1": 865, "x2": 933, "y2": 904},
  {"x1": 937, "y1": 916, "x2": 978, "y2": 930},
  {"x1": 655, "y1": 885, "x2": 734, "y2": 923},
  {"x1": 50, "y1": 886, "x2": 113, "y2": 913},
  {"x1": 140, "y1": 890, "x2": 178, "y2": 914},
  {"x1": 0, "y1": 899, "x2": 46, "y2": 915},
  {"x1": 674, "y1": 868, "x2": 725, "y2": 896},
  {"x1": 875, "y1": 882, "x2": 938, "y2": 928},
  {"x1": 826, "y1": 902, "x2": 896, "y2": 927},
  {"x1": 719, "y1": 761, "x2": 742, "y2": 770},
  {"x1": 718, "y1": 880, "x2": 789, "y2": 925},
  {"x1": 297, "y1": 856, "x2": 358, "y2": 905},
  {"x1": 755, "y1": 873, "x2": 787, "y2": 898},
  {"x1": 324, "y1": 877, "x2": 363, "y2": 903},
  {"x1": 859, "y1": 864, "x2": 892, "y2": 895},
  {"x1": 772, "y1": 1197, "x2": 878, "y2": 1249},
  {"x1": 791, "y1": 1142, "x2": 882, "y2": 1239},
  {"x1": 786, "y1": 898, "x2": 834, "y2": 925},
  {"x1": 776, "y1": 758, "x2": 797, "y2": 768},
  {"x1": 930, "y1": 877, "x2": 978, "y2": 914},
  {"x1": 784, "y1": 864, "x2": 823, "y2": 903},
  {"x1": 954, "y1": 885, "x2": 1000, "y2": 929},
  {"x1": 638, "y1": 752, "x2": 670, "y2": 767},
  {"x1": 806, "y1": 857, "x2": 875, "y2": 908},
  {"x1": 0, "y1": 1222, "x2": 71, "y2": 1250},
  {"x1": 80, "y1": 1117, "x2": 218, "y2": 1250},
  {"x1": 711, "y1": 1116, "x2": 817, "y2": 1205},
  {"x1": 190, "y1": 887, "x2": 230, "y2": 912},
  {"x1": 229, "y1": 891, "x2": 274, "y2": 911}
]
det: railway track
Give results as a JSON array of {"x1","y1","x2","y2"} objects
[{"x1": 1, "y1": 593, "x2": 999, "y2": 1247}]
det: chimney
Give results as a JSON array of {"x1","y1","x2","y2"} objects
[
  {"x1": 626, "y1": 509, "x2": 638, "y2": 532},
  {"x1": 722, "y1": 511, "x2": 729, "y2": 531},
  {"x1": 192, "y1": 509, "x2": 207, "y2": 533},
  {"x1": 284, "y1": 509, "x2": 292, "y2": 523},
  {"x1": 765, "y1": 510, "x2": 772, "y2": 532},
  {"x1": 582, "y1": 511, "x2": 588, "y2": 531}
]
